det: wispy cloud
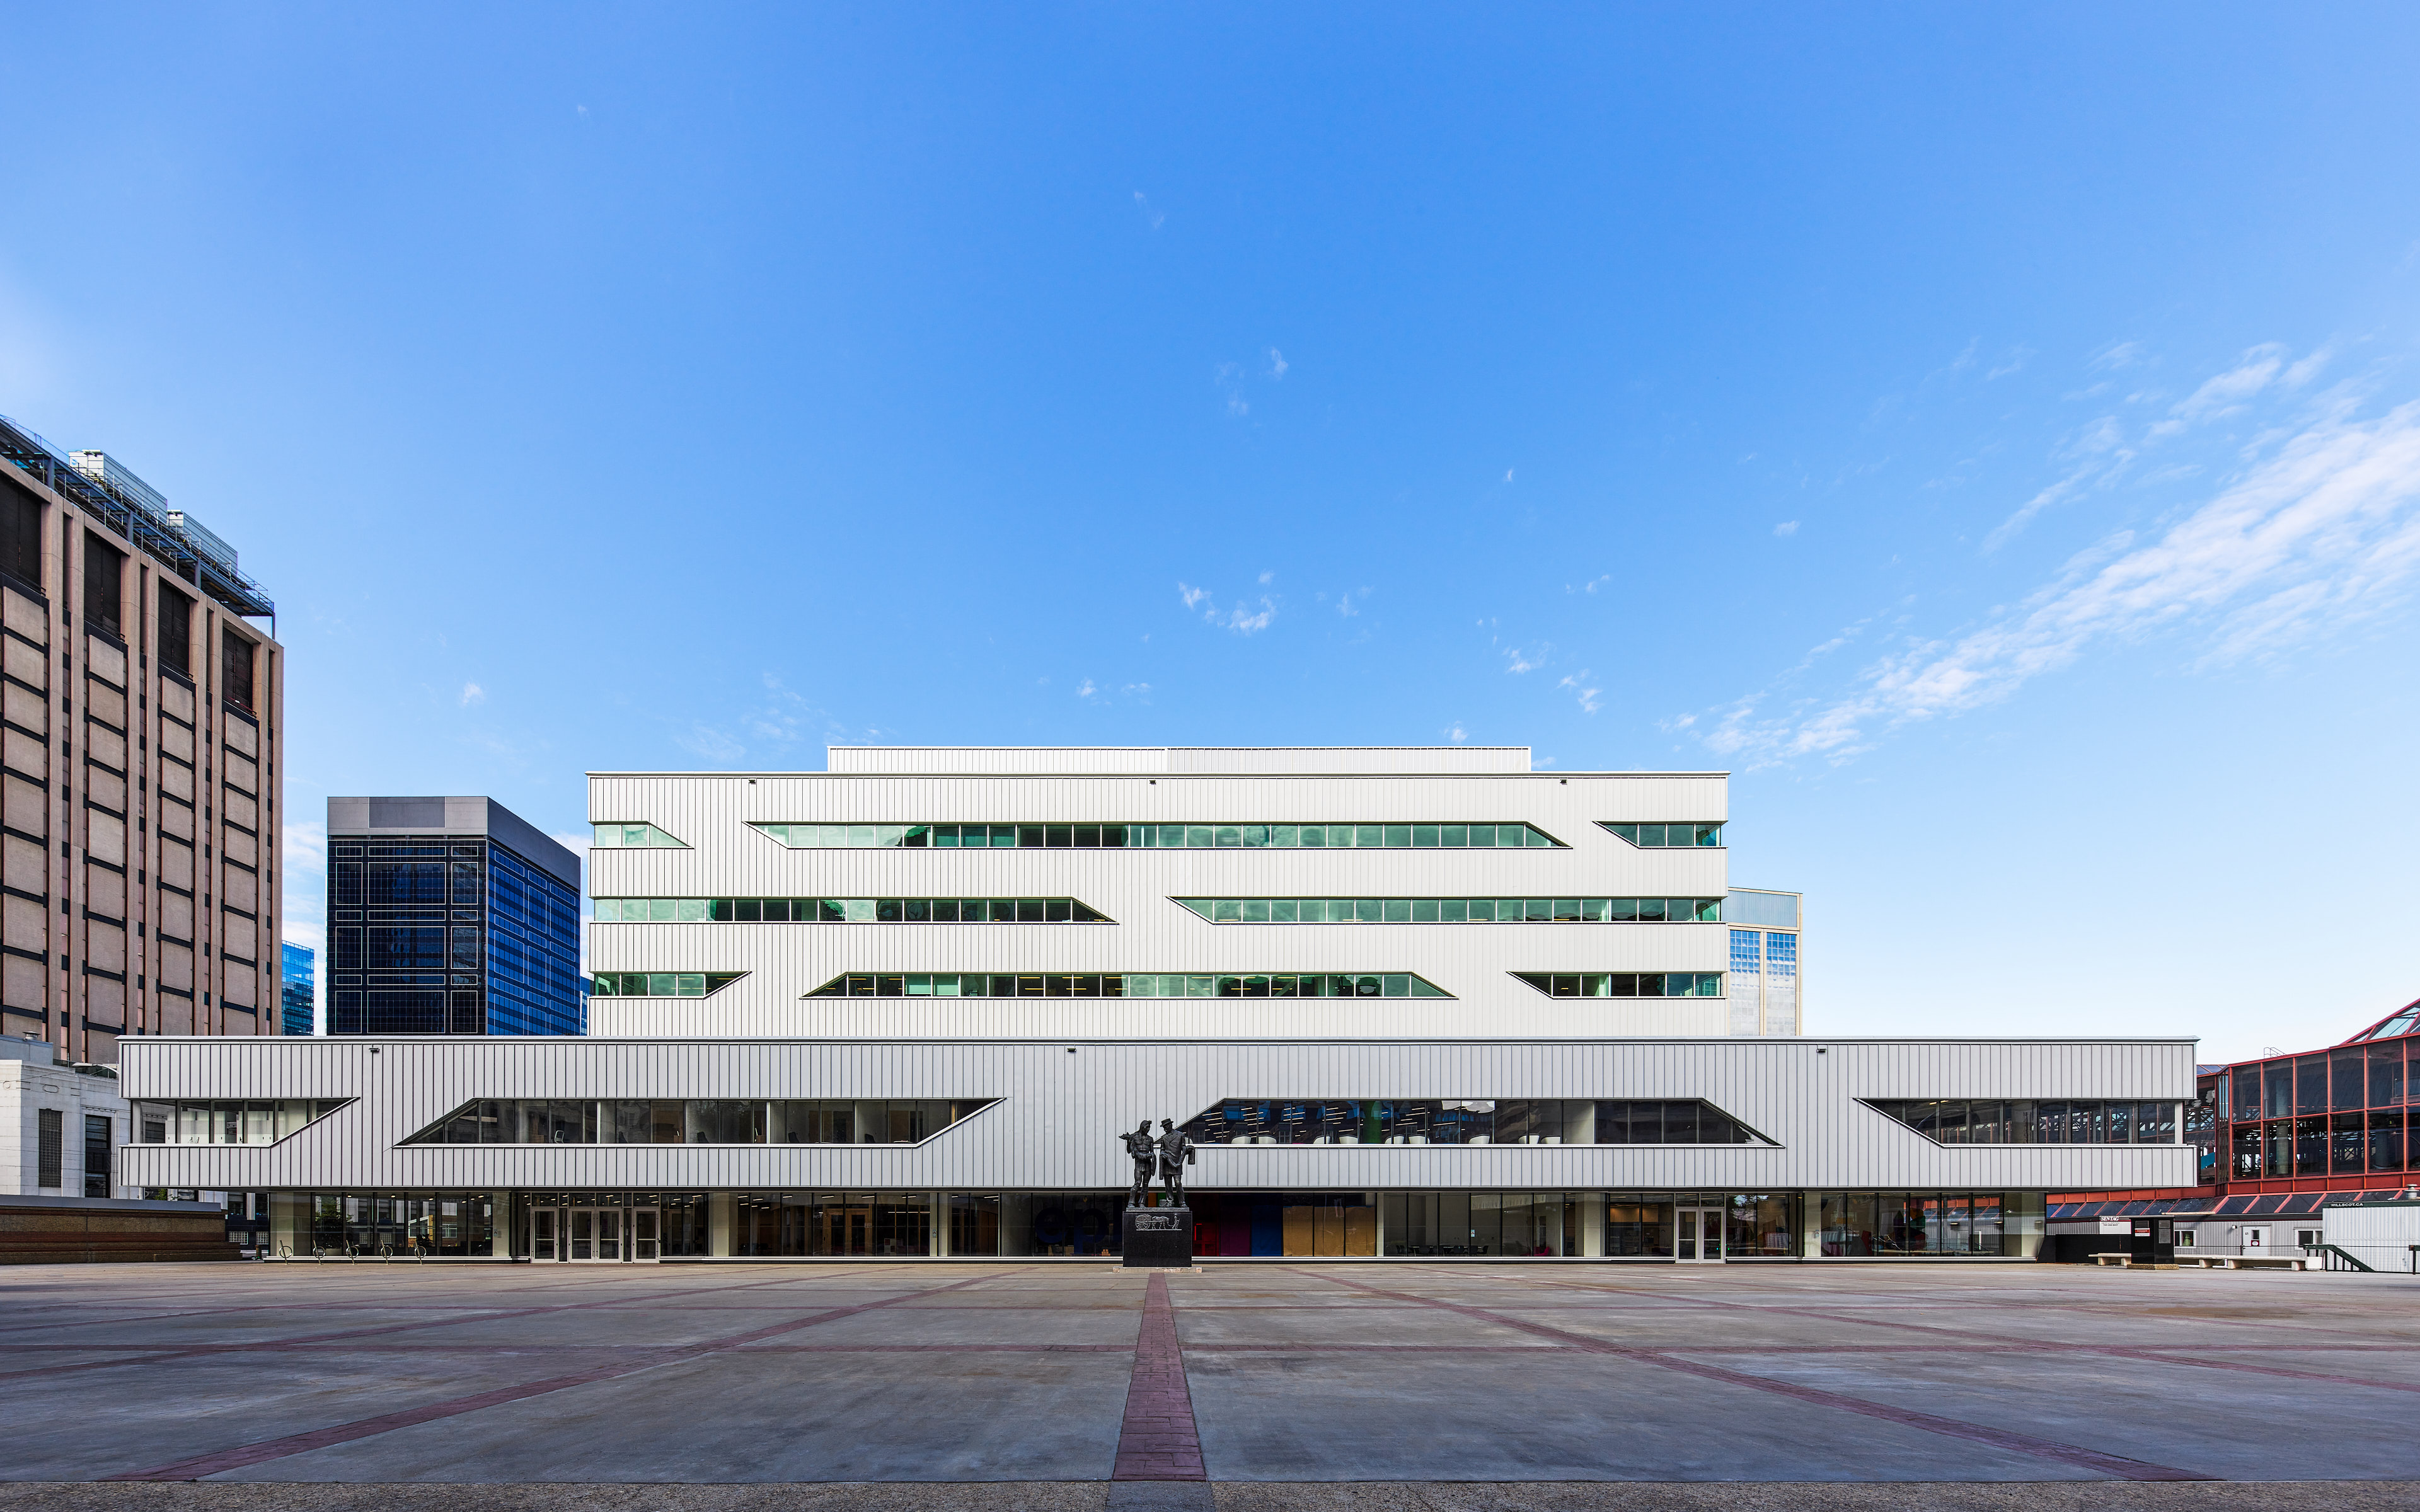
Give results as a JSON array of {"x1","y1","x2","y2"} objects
[
  {"x1": 1132, "y1": 190, "x2": 1164, "y2": 231},
  {"x1": 1224, "y1": 598, "x2": 1276, "y2": 634},
  {"x1": 281, "y1": 821, "x2": 326, "y2": 954},
  {"x1": 1698, "y1": 391, "x2": 2420, "y2": 766},
  {"x1": 674, "y1": 725, "x2": 747, "y2": 763},
  {"x1": 1178, "y1": 583, "x2": 1211, "y2": 611},
  {"x1": 1504, "y1": 646, "x2": 1543, "y2": 674},
  {"x1": 1773, "y1": 521, "x2": 1799, "y2": 537},
  {"x1": 1267, "y1": 348, "x2": 1288, "y2": 379},
  {"x1": 1985, "y1": 345, "x2": 2321, "y2": 551},
  {"x1": 1444, "y1": 723, "x2": 1469, "y2": 743},
  {"x1": 1558, "y1": 670, "x2": 1603, "y2": 714},
  {"x1": 1076, "y1": 679, "x2": 1098, "y2": 699},
  {"x1": 459, "y1": 681, "x2": 485, "y2": 707}
]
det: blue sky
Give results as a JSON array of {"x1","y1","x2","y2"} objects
[{"x1": 4, "y1": 6, "x2": 2417, "y2": 1061}]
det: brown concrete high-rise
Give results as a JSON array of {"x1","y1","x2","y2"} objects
[{"x1": 0, "y1": 415, "x2": 284, "y2": 1065}]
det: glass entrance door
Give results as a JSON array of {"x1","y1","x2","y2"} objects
[
  {"x1": 1676, "y1": 1206, "x2": 1724, "y2": 1263},
  {"x1": 531, "y1": 1200, "x2": 652, "y2": 1262},
  {"x1": 563, "y1": 1207, "x2": 623, "y2": 1261}
]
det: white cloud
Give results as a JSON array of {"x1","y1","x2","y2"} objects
[
  {"x1": 1258, "y1": 570, "x2": 1274, "y2": 585},
  {"x1": 674, "y1": 725, "x2": 747, "y2": 764},
  {"x1": 1227, "y1": 395, "x2": 1250, "y2": 418},
  {"x1": 1132, "y1": 191, "x2": 1164, "y2": 231},
  {"x1": 2155, "y1": 343, "x2": 2288, "y2": 432},
  {"x1": 1225, "y1": 598, "x2": 1276, "y2": 634},
  {"x1": 1445, "y1": 724, "x2": 1469, "y2": 743},
  {"x1": 459, "y1": 682, "x2": 485, "y2": 707},
  {"x1": 1580, "y1": 574, "x2": 1611, "y2": 593},
  {"x1": 1558, "y1": 671, "x2": 1603, "y2": 714},
  {"x1": 1121, "y1": 683, "x2": 1153, "y2": 699},
  {"x1": 1773, "y1": 521, "x2": 1799, "y2": 537},
  {"x1": 1178, "y1": 583, "x2": 1211, "y2": 610},
  {"x1": 1986, "y1": 346, "x2": 2034, "y2": 381},
  {"x1": 1076, "y1": 679, "x2": 1098, "y2": 699},
  {"x1": 1504, "y1": 647, "x2": 1541, "y2": 674},
  {"x1": 2090, "y1": 340, "x2": 2148, "y2": 372},
  {"x1": 281, "y1": 821, "x2": 327, "y2": 955},
  {"x1": 1267, "y1": 348, "x2": 1288, "y2": 379},
  {"x1": 1699, "y1": 394, "x2": 2420, "y2": 766}
]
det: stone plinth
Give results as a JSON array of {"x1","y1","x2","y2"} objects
[{"x1": 1121, "y1": 1206, "x2": 1194, "y2": 1267}]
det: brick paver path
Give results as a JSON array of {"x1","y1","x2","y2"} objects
[{"x1": 1111, "y1": 1270, "x2": 1203, "y2": 1480}]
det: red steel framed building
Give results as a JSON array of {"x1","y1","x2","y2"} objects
[{"x1": 2048, "y1": 997, "x2": 2420, "y2": 1244}]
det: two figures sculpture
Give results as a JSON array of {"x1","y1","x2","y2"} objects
[{"x1": 1124, "y1": 1119, "x2": 1196, "y2": 1209}]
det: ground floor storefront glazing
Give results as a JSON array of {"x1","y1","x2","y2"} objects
[{"x1": 252, "y1": 1188, "x2": 2045, "y2": 1261}]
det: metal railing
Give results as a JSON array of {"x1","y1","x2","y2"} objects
[{"x1": 0, "y1": 412, "x2": 275, "y2": 622}]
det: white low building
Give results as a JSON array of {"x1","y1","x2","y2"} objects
[
  {"x1": 4, "y1": 1034, "x2": 134, "y2": 1198},
  {"x1": 117, "y1": 747, "x2": 2196, "y2": 1263}
]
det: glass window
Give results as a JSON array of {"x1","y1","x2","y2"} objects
[
  {"x1": 2332, "y1": 1113, "x2": 2366, "y2": 1174},
  {"x1": 2368, "y1": 1109, "x2": 2404, "y2": 1173},
  {"x1": 2296, "y1": 1056, "x2": 2327, "y2": 1116},
  {"x1": 2334, "y1": 1050, "x2": 2367, "y2": 1111}
]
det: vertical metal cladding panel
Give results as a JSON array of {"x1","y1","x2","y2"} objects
[
  {"x1": 118, "y1": 1035, "x2": 2198, "y2": 1196},
  {"x1": 587, "y1": 769, "x2": 1733, "y2": 1039}
]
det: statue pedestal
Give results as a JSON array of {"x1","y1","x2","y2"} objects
[{"x1": 1121, "y1": 1206, "x2": 1194, "y2": 1268}]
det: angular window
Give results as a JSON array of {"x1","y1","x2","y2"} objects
[
  {"x1": 1865, "y1": 1099, "x2": 2182, "y2": 1145},
  {"x1": 1173, "y1": 1097, "x2": 1770, "y2": 1147},
  {"x1": 753, "y1": 820, "x2": 1565, "y2": 849},
  {"x1": 592, "y1": 823, "x2": 689, "y2": 849},
  {"x1": 1510, "y1": 972, "x2": 1724, "y2": 998},
  {"x1": 804, "y1": 971, "x2": 1451, "y2": 1000},
  {"x1": 1180, "y1": 896, "x2": 1720, "y2": 924},
  {"x1": 135, "y1": 1098, "x2": 352, "y2": 1144},
  {"x1": 1599, "y1": 821, "x2": 1724, "y2": 847},
  {"x1": 596, "y1": 895, "x2": 1112, "y2": 924},
  {"x1": 590, "y1": 971, "x2": 745, "y2": 998},
  {"x1": 400, "y1": 1096, "x2": 997, "y2": 1146}
]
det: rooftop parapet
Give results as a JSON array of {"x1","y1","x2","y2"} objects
[{"x1": 0, "y1": 414, "x2": 274, "y2": 622}]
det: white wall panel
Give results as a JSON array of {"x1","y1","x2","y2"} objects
[
  {"x1": 585, "y1": 769, "x2": 1741, "y2": 1040},
  {"x1": 118, "y1": 1034, "x2": 2198, "y2": 1196}
]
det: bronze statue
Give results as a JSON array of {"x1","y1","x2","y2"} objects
[
  {"x1": 1122, "y1": 1120, "x2": 1158, "y2": 1208},
  {"x1": 1156, "y1": 1118, "x2": 1196, "y2": 1207}
]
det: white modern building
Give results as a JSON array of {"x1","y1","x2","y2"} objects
[
  {"x1": 4, "y1": 1034, "x2": 133, "y2": 1198},
  {"x1": 117, "y1": 747, "x2": 2195, "y2": 1264}
]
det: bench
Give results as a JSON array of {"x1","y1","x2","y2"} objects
[
  {"x1": 2089, "y1": 1252, "x2": 2136, "y2": 1267},
  {"x1": 2176, "y1": 1254, "x2": 2306, "y2": 1271}
]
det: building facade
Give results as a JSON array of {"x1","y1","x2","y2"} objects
[
  {"x1": 323, "y1": 798, "x2": 582, "y2": 1037},
  {"x1": 2046, "y1": 997, "x2": 2420, "y2": 1260},
  {"x1": 280, "y1": 943, "x2": 314, "y2": 1038},
  {"x1": 1726, "y1": 888, "x2": 1802, "y2": 1038},
  {"x1": 587, "y1": 746, "x2": 1766, "y2": 1041},
  {"x1": 4, "y1": 1034, "x2": 131, "y2": 1198},
  {"x1": 117, "y1": 749, "x2": 2197, "y2": 1263},
  {"x1": 0, "y1": 416, "x2": 284, "y2": 1065}
]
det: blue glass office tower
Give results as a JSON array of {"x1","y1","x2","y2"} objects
[
  {"x1": 280, "y1": 944, "x2": 315, "y2": 1036},
  {"x1": 323, "y1": 797, "x2": 582, "y2": 1036}
]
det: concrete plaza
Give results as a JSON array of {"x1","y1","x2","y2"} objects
[{"x1": 2, "y1": 1260, "x2": 2417, "y2": 1503}]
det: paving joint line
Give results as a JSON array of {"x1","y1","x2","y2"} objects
[
  {"x1": 103, "y1": 1268, "x2": 1027, "y2": 1482},
  {"x1": 1291, "y1": 1268, "x2": 2215, "y2": 1482}
]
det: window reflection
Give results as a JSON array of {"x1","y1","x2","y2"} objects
[{"x1": 1177, "y1": 1098, "x2": 1763, "y2": 1146}]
